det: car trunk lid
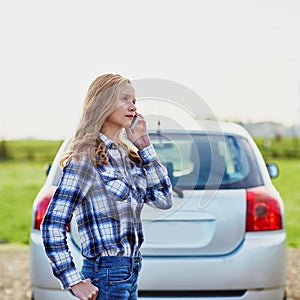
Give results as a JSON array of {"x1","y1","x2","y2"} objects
[{"x1": 141, "y1": 189, "x2": 246, "y2": 256}]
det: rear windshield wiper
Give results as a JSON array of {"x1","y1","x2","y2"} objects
[{"x1": 172, "y1": 186, "x2": 184, "y2": 198}]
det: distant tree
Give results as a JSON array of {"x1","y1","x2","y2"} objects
[
  {"x1": 0, "y1": 140, "x2": 9, "y2": 160},
  {"x1": 275, "y1": 131, "x2": 283, "y2": 142}
]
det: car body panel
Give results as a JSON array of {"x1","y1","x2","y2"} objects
[
  {"x1": 141, "y1": 189, "x2": 246, "y2": 256},
  {"x1": 139, "y1": 232, "x2": 287, "y2": 291}
]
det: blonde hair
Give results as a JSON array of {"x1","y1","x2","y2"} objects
[{"x1": 60, "y1": 74, "x2": 140, "y2": 168}]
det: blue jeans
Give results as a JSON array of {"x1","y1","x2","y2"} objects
[{"x1": 81, "y1": 254, "x2": 142, "y2": 300}]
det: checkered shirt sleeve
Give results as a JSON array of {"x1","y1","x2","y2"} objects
[{"x1": 41, "y1": 156, "x2": 95, "y2": 289}]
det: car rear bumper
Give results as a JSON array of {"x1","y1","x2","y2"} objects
[
  {"x1": 30, "y1": 230, "x2": 287, "y2": 300},
  {"x1": 32, "y1": 287, "x2": 76, "y2": 300},
  {"x1": 32, "y1": 287, "x2": 285, "y2": 300},
  {"x1": 138, "y1": 231, "x2": 287, "y2": 299},
  {"x1": 138, "y1": 288, "x2": 285, "y2": 300}
]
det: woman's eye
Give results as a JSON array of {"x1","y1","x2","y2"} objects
[{"x1": 119, "y1": 96, "x2": 136, "y2": 105}]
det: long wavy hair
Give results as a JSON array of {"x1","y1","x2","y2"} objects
[{"x1": 60, "y1": 74, "x2": 140, "y2": 168}]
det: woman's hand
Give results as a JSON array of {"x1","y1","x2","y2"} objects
[
  {"x1": 71, "y1": 278, "x2": 99, "y2": 300},
  {"x1": 126, "y1": 113, "x2": 151, "y2": 150}
]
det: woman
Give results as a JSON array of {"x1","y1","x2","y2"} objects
[{"x1": 42, "y1": 74, "x2": 173, "y2": 300}]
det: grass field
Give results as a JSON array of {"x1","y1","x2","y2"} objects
[
  {"x1": 0, "y1": 161, "x2": 46, "y2": 244},
  {"x1": 0, "y1": 139, "x2": 299, "y2": 247},
  {"x1": 0, "y1": 140, "x2": 63, "y2": 244},
  {"x1": 271, "y1": 158, "x2": 300, "y2": 247}
]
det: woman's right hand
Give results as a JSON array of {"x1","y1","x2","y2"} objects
[{"x1": 71, "y1": 278, "x2": 99, "y2": 300}]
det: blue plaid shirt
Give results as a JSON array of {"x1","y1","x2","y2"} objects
[{"x1": 42, "y1": 134, "x2": 173, "y2": 289}]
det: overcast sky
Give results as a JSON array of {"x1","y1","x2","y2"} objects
[{"x1": 1, "y1": 0, "x2": 300, "y2": 139}]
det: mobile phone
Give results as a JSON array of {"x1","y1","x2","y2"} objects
[{"x1": 130, "y1": 115, "x2": 140, "y2": 130}]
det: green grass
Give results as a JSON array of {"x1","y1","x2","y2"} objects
[
  {"x1": 254, "y1": 137, "x2": 300, "y2": 159},
  {"x1": 0, "y1": 140, "x2": 62, "y2": 244},
  {"x1": 0, "y1": 139, "x2": 299, "y2": 247},
  {"x1": 0, "y1": 161, "x2": 48, "y2": 244},
  {"x1": 1, "y1": 139, "x2": 63, "y2": 162},
  {"x1": 271, "y1": 158, "x2": 300, "y2": 248}
]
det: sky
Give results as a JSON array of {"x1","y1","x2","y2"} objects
[{"x1": 1, "y1": 0, "x2": 300, "y2": 139}]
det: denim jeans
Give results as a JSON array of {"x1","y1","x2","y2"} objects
[{"x1": 81, "y1": 253, "x2": 142, "y2": 300}]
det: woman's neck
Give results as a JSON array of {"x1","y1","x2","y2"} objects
[{"x1": 101, "y1": 125, "x2": 121, "y2": 145}]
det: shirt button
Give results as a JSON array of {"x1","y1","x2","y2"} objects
[{"x1": 134, "y1": 258, "x2": 139, "y2": 263}]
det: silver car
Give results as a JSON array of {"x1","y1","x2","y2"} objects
[{"x1": 30, "y1": 120, "x2": 287, "y2": 300}]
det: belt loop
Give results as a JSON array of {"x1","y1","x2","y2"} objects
[{"x1": 94, "y1": 256, "x2": 101, "y2": 272}]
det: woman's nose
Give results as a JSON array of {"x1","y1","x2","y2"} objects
[{"x1": 129, "y1": 102, "x2": 137, "y2": 112}]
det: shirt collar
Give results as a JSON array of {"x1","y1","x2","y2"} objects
[{"x1": 99, "y1": 133, "x2": 118, "y2": 150}]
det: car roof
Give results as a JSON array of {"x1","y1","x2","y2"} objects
[{"x1": 149, "y1": 120, "x2": 251, "y2": 139}]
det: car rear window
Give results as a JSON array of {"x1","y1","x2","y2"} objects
[{"x1": 150, "y1": 132, "x2": 263, "y2": 190}]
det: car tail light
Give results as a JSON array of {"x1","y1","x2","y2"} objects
[
  {"x1": 34, "y1": 187, "x2": 70, "y2": 232},
  {"x1": 246, "y1": 186, "x2": 282, "y2": 231}
]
